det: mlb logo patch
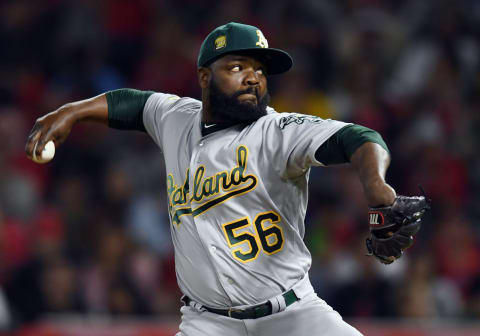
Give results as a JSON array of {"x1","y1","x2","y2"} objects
[{"x1": 215, "y1": 35, "x2": 227, "y2": 50}]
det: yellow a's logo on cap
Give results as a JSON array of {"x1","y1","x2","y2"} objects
[
  {"x1": 215, "y1": 35, "x2": 227, "y2": 50},
  {"x1": 256, "y1": 30, "x2": 268, "y2": 48}
]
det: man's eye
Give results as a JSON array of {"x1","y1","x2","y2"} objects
[
  {"x1": 231, "y1": 65, "x2": 241, "y2": 72},
  {"x1": 256, "y1": 68, "x2": 264, "y2": 75}
]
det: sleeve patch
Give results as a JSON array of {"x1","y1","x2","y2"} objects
[{"x1": 278, "y1": 114, "x2": 327, "y2": 130}]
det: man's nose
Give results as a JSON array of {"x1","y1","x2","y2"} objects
[{"x1": 244, "y1": 69, "x2": 260, "y2": 86}]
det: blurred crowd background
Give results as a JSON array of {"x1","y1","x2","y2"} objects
[{"x1": 1, "y1": 0, "x2": 479, "y2": 333}]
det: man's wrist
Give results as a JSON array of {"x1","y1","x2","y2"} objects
[
  {"x1": 364, "y1": 180, "x2": 396, "y2": 207},
  {"x1": 54, "y1": 104, "x2": 80, "y2": 126}
]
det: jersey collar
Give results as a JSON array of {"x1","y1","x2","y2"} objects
[{"x1": 201, "y1": 121, "x2": 242, "y2": 136}]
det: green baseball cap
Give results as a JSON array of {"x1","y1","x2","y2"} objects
[{"x1": 197, "y1": 22, "x2": 293, "y2": 75}]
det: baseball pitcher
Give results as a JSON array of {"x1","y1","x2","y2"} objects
[{"x1": 25, "y1": 23, "x2": 429, "y2": 335}]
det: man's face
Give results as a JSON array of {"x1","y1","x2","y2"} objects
[{"x1": 206, "y1": 54, "x2": 270, "y2": 123}]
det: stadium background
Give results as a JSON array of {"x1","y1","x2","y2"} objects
[{"x1": 0, "y1": 0, "x2": 479, "y2": 335}]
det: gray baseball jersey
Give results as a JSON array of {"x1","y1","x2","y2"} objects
[{"x1": 143, "y1": 92, "x2": 349, "y2": 309}]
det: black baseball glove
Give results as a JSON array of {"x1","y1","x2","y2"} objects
[{"x1": 365, "y1": 195, "x2": 430, "y2": 264}]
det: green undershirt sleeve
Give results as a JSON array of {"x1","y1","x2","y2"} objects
[
  {"x1": 106, "y1": 88, "x2": 154, "y2": 132},
  {"x1": 315, "y1": 124, "x2": 389, "y2": 165}
]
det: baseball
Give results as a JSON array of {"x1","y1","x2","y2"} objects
[{"x1": 32, "y1": 140, "x2": 55, "y2": 164}]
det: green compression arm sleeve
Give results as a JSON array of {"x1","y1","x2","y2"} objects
[
  {"x1": 106, "y1": 89, "x2": 154, "y2": 131},
  {"x1": 315, "y1": 124, "x2": 389, "y2": 165}
]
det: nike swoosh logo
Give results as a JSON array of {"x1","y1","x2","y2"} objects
[{"x1": 204, "y1": 124, "x2": 216, "y2": 129}]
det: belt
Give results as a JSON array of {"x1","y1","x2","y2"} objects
[{"x1": 182, "y1": 289, "x2": 299, "y2": 320}]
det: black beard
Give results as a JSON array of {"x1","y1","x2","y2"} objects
[{"x1": 208, "y1": 78, "x2": 270, "y2": 124}]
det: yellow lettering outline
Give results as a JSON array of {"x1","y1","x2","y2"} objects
[
  {"x1": 190, "y1": 145, "x2": 257, "y2": 204},
  {"x1": 253, "y1": 211, "x2": 285, "y2": 256},
  {"x1": 168, "y1": 145, "x2": 261, "y2": 226},
  {"x1": 167, "y1": 168, "x2": 192, "y2": 227},
  {"x1": 222, "y1": 217, "x2": 261, "y2": 263}
]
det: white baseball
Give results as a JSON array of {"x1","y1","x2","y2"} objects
[{"x1": 32, "y1": 140, "x2": 55, "y2": 164}]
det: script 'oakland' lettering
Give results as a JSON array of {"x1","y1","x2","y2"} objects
[{"x1": 166, "y1": 145, "x2": 257, "y2": 226}]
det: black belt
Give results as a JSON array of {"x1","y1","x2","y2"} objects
[{"x1": 182, "y1": 289, "x2": 299, "y2": 320}]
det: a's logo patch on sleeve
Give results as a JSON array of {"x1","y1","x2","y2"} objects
[{"x1": 278, "y1": 114, "x2": 325, "y2": 130}]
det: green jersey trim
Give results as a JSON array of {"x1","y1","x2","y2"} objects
[
  {"x1": 106, "y1": 88, "x2": 154, "y2": 131},
  {"x1": 315, "y1": 124, "x2": 389, "y2": 165}
]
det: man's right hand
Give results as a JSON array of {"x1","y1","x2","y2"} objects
[
  {"x1": 25, "y1": 94, "x2": 108, "y2": 161},
  {"x1": 25, "y1": 108, "x2": 76, "y2": 161}
]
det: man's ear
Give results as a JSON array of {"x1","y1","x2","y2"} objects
[{"x1": 198, "y1": 67, "x2": 211, "y2": 89}]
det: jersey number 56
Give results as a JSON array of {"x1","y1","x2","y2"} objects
[{"x1": 222, "y1": 211, "x2": 285, "y2": 263}]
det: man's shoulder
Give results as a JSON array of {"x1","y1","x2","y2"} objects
[
  {"x1": 254, "y1": 111, "x2": 346, "y2": 135},
  {"x1": 260, "y1": 109, "x2": 313, "y2": 121},
  {"x1": 147, "y1": 93, "x2": 202, "y2": 114},
  {"x1": 256, "y1": 110, "x2": 309, "y2": 127},
  {"x1": 272, "y1": 112, "x2": 339, "y2": 130}
]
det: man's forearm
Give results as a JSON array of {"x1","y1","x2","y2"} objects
[
  {"x1": 350, "y1": 142, "x2": 396, "y2": 207},
  {"x1": 60, "y1": 94, "x2": 109, "y2": 125},
  {"x1": 57, "y1": 88, "x2": 153, "y2": 129}
]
